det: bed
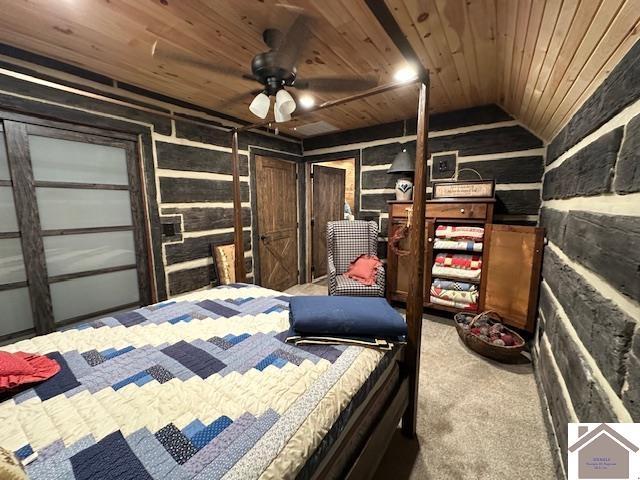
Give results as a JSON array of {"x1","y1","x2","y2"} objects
[{"x1": 0, "y1": 284, "x2": 405, "y2": 480}]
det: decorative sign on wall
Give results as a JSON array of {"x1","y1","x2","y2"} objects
[{"x1": 432, "y1": 180, "x2": 495, "y2": 199}]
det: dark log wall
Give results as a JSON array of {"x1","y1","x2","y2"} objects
[
  {"x1": 303, "y1": 104, "x2": 544, "y2": 257},
  {"x1": 0, "y1": 47, "x2": 302, "y2": 299},
  {"x1": 534, "y1": 39, "x2": 640, "y2": 477}
]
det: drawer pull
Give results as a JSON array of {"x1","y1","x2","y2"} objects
[
  {"x1": 460, "y1": 208, "x2": 465, "y2": 213},
  {"x1": 427, "y1": 237, "x2": 433, "y2": 243}
]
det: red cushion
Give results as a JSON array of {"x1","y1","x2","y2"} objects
[
  {"x1": 0, "y1": 351, "x2": 60, "y2": 392},
  {"x1": 345, "y1": 255, "x2": 382, "y2": 286}
]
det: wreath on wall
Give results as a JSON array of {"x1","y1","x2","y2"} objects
[{"x1": 389, "y1": 206, "x2": 412, "y2": 256}]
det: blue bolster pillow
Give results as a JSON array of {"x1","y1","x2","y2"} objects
[{"x1": 289, "y1": 296, "x2": 407, "y2": 337}]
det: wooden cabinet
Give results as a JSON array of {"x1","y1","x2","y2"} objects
[{"x1": 386, "y1": 200, "x2": 543, "y2": 332}]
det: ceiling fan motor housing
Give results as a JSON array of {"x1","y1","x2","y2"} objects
[{"x1": 251, "y1": 50, "x2": 296, "y2": 96}]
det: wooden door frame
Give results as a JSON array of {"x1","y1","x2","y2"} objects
[
  {"x1": 0, "y1": 105, "x2": 166, "y2": 300},
  {"x1": 304, "y1": 152, "x2": 360, "y2": 283},
  {"x1": 249, "y1": 148, "x2": 302, "y2": 287}
]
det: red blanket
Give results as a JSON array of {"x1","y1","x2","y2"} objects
[
  {"x1": 345, "y1": 254, "x2": 382, "y2": 286},
  {"x1": 0, "y1": 351, "x2": 60, "y2": 392},
  {"x1": 435, "y1": 253, "x2": 482, "y2": 270}
]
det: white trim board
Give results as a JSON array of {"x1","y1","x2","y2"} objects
[
  {"x1": 161, "y1": 201, "x2": 251, "y2": 209},
  {"x1": 541, "y1": 192, "x2": 640, "y2": 216},
  {"x1": 156, "y1": 168, "x2": 249, "y2": 183}
]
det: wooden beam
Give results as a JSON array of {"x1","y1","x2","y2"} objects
[
  {"x1": 402, "y1": 78, "x2": 430, "y2": 438},
  {"x1": 231, "y1": 130, "x2": 246, "y2": 282},
  {"x1": 364, "y1": 0, "x2": 429, "y2": 80},
  {"x1": 3, "y1": 120, "x2": 54, "y2": 335},
  {"x1": 235, "y1": 79, "x2": 420, "y2": 133}
]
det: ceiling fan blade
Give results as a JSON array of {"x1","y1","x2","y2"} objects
[
  {"x1": 152, "y1": 41, "x2": 257, "y2": 81},
  {"x1": 293, "y1": 76, "x2": 379, "y2": 92},
  {"x1": 273, "y1": 13, "x2": 312, "y2": 72},
  {"x1": 213, "y1": 89, "x2": 264, "y2": 111}
]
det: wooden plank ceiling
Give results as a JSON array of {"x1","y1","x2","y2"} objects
[
  {"x1": 0, "y1": 0, "x2": 637, "y2": 140},
  {"x1": 0, "y1": 0, "x2": 422, "y2": 137},
  {"x1": 386, "y1": 0, "x2": 640, "y2": 140}
]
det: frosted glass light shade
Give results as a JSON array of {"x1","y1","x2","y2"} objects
[
  {"x1": 249, "y1": 93, "x2": 271, "y2": 119},
  {"x1": 274, "y1": 105, "x2": 292, "y2": 123},
  {"x1": 275, "y1": 89, "x2": 296, "y2": 115}
]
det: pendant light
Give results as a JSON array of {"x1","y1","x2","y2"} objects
[
  {"x1": 387, "y1": 120, "x2": 415, "y2": 201},
  {"x1": 249, "y1": 92, "x2": 271, "y2": 119}
]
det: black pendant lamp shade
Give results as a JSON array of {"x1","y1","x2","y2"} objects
[{"x1": 387, "y1": 148, "x2": 414, "y2": 174}]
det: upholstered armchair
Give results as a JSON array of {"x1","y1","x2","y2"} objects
[{"x1": 327, "y1": 220, "x2": 385, "y2": 297}]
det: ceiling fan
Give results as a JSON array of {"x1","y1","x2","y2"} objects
[{"x1": 152, "y1": 10, "x2": 378, "y2": 122}]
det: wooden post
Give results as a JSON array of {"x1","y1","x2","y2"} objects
[
  {"x1": 231, "y1": 130, "x2": 246, "y2": 282},
  {"x1": 402, "y1": 79, "x2": 429, "y2": 438}
]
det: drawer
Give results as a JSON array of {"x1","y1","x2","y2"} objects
[
  {"x1": 427, "y1": 202, "x2": 487, "y2": 219},
  {"x1": 390, "y1": 203, "x2": 413, "y2": 218}
]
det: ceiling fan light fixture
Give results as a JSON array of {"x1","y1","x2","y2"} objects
[
  {"x1": 249, "y1": 92, "x2": 271, "y2": 119},
  {"x1": 275, "y1": 89, "x2": 296, "y2": 115},
  {"x1": 274, "y1": 104, "x2": 292, "y2": 123},
  {"x1": 299, "y1": 95, "x2": 315, "y2": 109}
]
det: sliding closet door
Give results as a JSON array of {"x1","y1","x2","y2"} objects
[
  {"x1": 0, "y1": 123, "x2": 37, "y2": 339},
  {"x1": 1, "y1": 118, "x2": 151, "y2": 336}
]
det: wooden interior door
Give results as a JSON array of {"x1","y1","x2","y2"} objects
[
  {"x1": 312, "y1": 165, "x2": 345, "y2": 278},
  {"x1": 255, "y1": 156, "x2": 298, "y2": 291},
  {"x1": 481, "y1": 224, "x2": 544, "y2": 332}
]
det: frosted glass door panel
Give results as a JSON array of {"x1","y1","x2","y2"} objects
[
  {"x1": 0, "y1": 135, "x2": 9, "y2": 180},
  {"x1": 51, "y1": 268, "x2": 139, "y2": 322},
  {"x1": 36, "y1": 188, "x2": 133, "y2": 230},
  {"x1": 0, "y1": 238, "x2": 26, "y2": 284},
  {"x1": 44, "y1": 231, "x2": 136, "y2": 277},
  {"x1": 0, "y1": 288, "x2": 34, "y2": 336},
  {"x1": 29, "y1": 135, "x2": 129, "y2": 185},
  {"x1": 0, "y1": 187, "x2": 19, "y2": 233}
]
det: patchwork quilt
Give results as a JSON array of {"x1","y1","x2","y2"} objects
[
  {"x1": 435, "y1": 225, "x2": 484, "y2": 241},
  {"x1": 0, "y1": 284, "x2": 387, "y2": 480}
]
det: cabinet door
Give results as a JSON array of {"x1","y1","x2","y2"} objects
[
  {"x1": 482, "y1": 224, "x2": 544, "y2": 331},
  {"x1": 387, "y1": 220, "x2": 431, "y2": 302}
]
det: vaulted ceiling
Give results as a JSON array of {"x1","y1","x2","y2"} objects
[{"x1": 0, "y1": 0, "x2": 637, "y2": 140}]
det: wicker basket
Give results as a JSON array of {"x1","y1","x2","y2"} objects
[{"x1": 454, "y1": 311, "x2": 527, "y2": 363}]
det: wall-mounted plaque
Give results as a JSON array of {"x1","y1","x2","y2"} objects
[{"x1": 432, "y1": 180, "x2": 495, "y2": 199}]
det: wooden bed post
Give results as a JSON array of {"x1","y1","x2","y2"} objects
[
  {"x1": 231, "y1": 130, "x2": 246, "y2": 282},
  {"x1": 402, "y1": 78, "x2": 430, "y2": 438}
]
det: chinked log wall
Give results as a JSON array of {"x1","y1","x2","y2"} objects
[
  {"x1": 0, "y1": 44, "x2": 302, "y2": 299},
  {"x1": 534, "y1": 39, "x2": 640, "y2": 478},
  {"x1": 303, "y1": 104, "x2": 545, "y2": 257}
]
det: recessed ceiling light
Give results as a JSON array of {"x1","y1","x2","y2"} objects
[
  {"x1": 394, "y1": 66, "x2": 418, "y2": 83},
  {"x1": 299, "y1": 95, "x2": 315, "y2": 109}
]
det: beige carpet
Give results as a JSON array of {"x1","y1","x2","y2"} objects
[{"x1": 284, "y1": 283, "x2": 556, "y2": 479}]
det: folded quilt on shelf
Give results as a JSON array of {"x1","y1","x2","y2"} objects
[
  {"x1": 430, "y1": 286, "x2": 479, "y2": 304},
  {"x1": 432, "y1": 265, "x2": 482, "y2": 281},
  {"x1": 430, "y1": 296, "x2": 478, "y2": 311},
  {"x1": 436, "y1": 225, "x2": 484, "y2": 241},
  {"x1": 435, "y1": 253, "x2": 483, "y2": 270},
  {"x1": 432, "y1": 278, "x2": 477, "y2": 291},
  {"x1": 433, "y1": 239, "x2": 483, "y2": 252}
]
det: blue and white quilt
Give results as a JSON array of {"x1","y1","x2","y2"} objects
[{"x1": 0, "y1": 284, "x2": 386, "y2": 480}]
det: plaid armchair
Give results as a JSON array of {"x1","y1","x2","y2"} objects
[{"x1": 327, "y1": 220, "x2": 385, "y2": 296}]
